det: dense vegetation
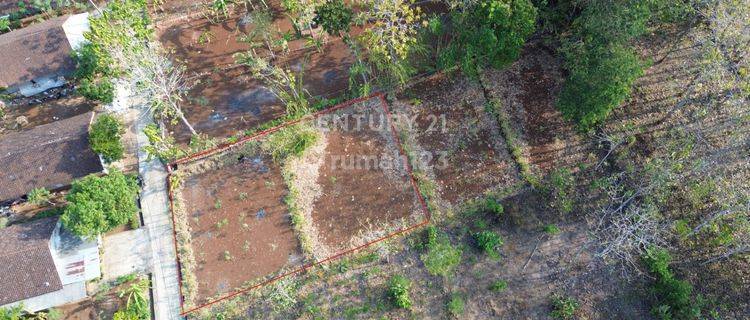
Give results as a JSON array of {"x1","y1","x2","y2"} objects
[
  {"x1": 61, "y1": 171, "x2": 139, "y2": 238},
  {"x1": 89, "y1": 113, "x2": 125, "y2": 162}
]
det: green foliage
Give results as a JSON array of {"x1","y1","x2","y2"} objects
[
  {"x1": 314, "y1": 0, "x2": 353, "y2": 37},
  {"x1": 447, "y1": 293, "x2": 465, "y2": 317},
  {"x1": 90, "y1": 114, "x2": 125, "y2": 162},
  {"x1": 550, "y1": 295, "x2": 579, "y2": 319},
  {"x1": 28, "y1": 187, "x2": 52, "y2": 205},
  {"x1": 116, "y1": 277, "x2": 150, "y2": 320},
  {"x1": 75, "y1": 0, "x2": 151, "y2": 103},
  {"x1": 486, "y1": 197, "x2": 504, "y2": 217},
  {"x1": 547, "y1": 168, "x2": 575, "y2": 213},
  {"x1": 262, "y1": 125, "x2": 319, "y2": 162},
  {"x1": 543, "y1": 224, "x2": 561, "y2": 235},
  {"x1": 489, "y1": 279, "x2": 508, "y2": 292},
  {"x1": 557, "y1": 0, "x2": 656, "y2": 130},
  {"x1": 0, "y1": 304, "x2": 24, "y2": 320},
  {"x1": 643, "y1": 247, "x2": 706, "y2": 320},
  {"x1": 142, "y1": 123, "x2": 186, "y2": 162},
  {"x1": 61, "y1": 171, "x2": 139, "y2": 238},
  {"x1": 436, "y1": 0, "x2": 537, "y2": 76},
  {"x1": 388, "y1": 275, "x2": 412, "y2": 309},
  {"x1": 77, "y1": 77, "x2": 115, "y2": 103},
  {"x1": 474, "y1": 230, "x2": 504, "y2": 258},
  {"x1": 420, "y1": 227, "x2": 463, "y2": 277}
]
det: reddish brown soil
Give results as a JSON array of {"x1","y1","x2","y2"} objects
[
  {"x1": 395, "y1": 75, "x2": 519, "y2": 205},
  {"x1": 312, "y1": 102, "x2": 420, "y2": 251},
  {"x1": 481, "y1": 44, "x2": 590, "y2": 175},
  {"x1": 181, "y1": 153, "x2": 302, "y2": 303},
  {"x1": 1, "y1": 93, "x2": 94, "y2": 136},
  {"x1": 156, "y1": 4, "x2": 359, "y2": 143}
]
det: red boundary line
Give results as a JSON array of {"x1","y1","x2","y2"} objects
[{"x1": 165, "y1": 93, "x2": 431, "y2": 316}]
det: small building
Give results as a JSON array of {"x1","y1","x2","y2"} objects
[
  {"x1": 0, "y1": 111, "x2": 104, "y2": 205},
  {"x1": 0, "y1": 216, "x2": 101, "y2": 312},
  {"x1": 0, "y1": 12, "x2": 89, "y2": 96}
]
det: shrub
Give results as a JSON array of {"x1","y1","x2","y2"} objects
[
  {"x1": 544, "y1": 224, "x2": 561, "y2": 235},
  {"x1": 313, "y1": 0, "x2": 353, "y2": 37},
  {"x1": 557, "y1": 0, "x2": 656, "y2": 130},
  {"x1": 27, "y1": 187, "x2": 52, "y2": 205},
  {"x1": 77, "y1": 77, "x2": 115, "y2": 104},
  {"x1": 420, "y1": 229, "x2": 463, "y2": 277},
  {"x1": 388, "y1": 275, "x2": 412, "y2": 309},
  {"x1": 489, "y1": 279, "x2": 508, "y2": 292},
  {"x1": 436, "y1": 0, "x2": 537, "y2": 76},
  {"x1": 61, "y1": 171, "x2": 139, "y2": 238},
  {"x1": 486, "y1": 197, "x2": 504, "y2": 217},
  {"x1": 474, "y1": 230, "x2": 504, "y2": 258},
  {"x1": 262, "y1": 125, "x2": 319, "y2": 162},
  {"x1": 643, "y1": 247, "x2": 706, "y2": 319},
  {"x1": 447, "y1": 293, "x2": 465, "y2": 317},
  {"x1": 550, "y1": 295, "x2": 579, "y2": 319},
  {"x1": 0, "y1": 304, "x2": 24, "y2": 320},
  {"x1": 90, "y1": 114, "x2": 125, "y2": 162}
]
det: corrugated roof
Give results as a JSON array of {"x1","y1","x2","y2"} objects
[
  {"x1": 0, "y1": 14, "x2": 75, "y2": 88},
  {"x1": 0, "y1": 217, "x2": 63, "y2": 305},
  {"x1": 0, "y1": 111, "x2": 103, "y2": 203}
]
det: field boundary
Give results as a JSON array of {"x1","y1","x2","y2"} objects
[{"x1": 165, "y1": 93, "x2": 431, "y2": 316}]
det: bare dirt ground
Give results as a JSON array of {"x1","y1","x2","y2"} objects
[
  {"x1": 153, "y1": 1, "x2": 360, "y2": 143},
  {"x1": 481, "y1": 43, "x2": 592, "y2": 176},
  {"x1": 308, "y1": 99, "x2": 423, "y2": 254},
  {"x1": 178, "y1": 147, "x2": 303, "y2": 304},
  {"x1": 392, "y1": 74, "x2": 521, "y2": 207}
]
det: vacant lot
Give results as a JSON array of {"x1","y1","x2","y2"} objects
[
  {"x1": 154, "y1": 3, "x2": 358, "y2": 143},
  {"x1": 175, "y1": 144, "x2": 303, "y2": 306},
  {"x1": 309, "y1": 98, "x2": 422, "y2": 255},
  {"x1": 392, "y1": 74, "x2": 520, "y2": 207}
]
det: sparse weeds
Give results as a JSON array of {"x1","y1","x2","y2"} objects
[
  {"x1": 262, "y1": 124, "x2": 319, "y2": 163},
  {"x1": 550, "y1": 295, "x2": 579, "y2": 320},
  {"x1": 419, "y1": 226, "x2": 463, "y2": 277},
  {"x1": 447, "y1": 293, "x2": 465, "y2": 317},
  {"x1": 388, "y1": 275, "x2": 412, "y2": 309},
  {"x1": 473, "y1": 230, "x2": 503, "y2": 259},
  {"x1": 484, "y1": 98, "x2": 540, "y2": 187},
  {"x1": 546, "y1": 168, "x2": 575, "y2": 214},
  {"x1": 489, "y1": 279, "x2": 508, "y2": 292}
]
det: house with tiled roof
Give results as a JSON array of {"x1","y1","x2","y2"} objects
[
  {"x1": 0, "y1": 12, "x2": 89, "y2": 96},
  {"x1": 0, "y1": 216, "x2": 100, "y2": 312},
  {"x1": 0, "y1": 111, "x2": 104, "y2": 205}
]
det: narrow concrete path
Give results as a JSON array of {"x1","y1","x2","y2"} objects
[{"x1": 135, "y1": 109, "x2": 183, "y2": 320}]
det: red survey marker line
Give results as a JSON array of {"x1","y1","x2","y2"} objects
[{"x1": 165, "y1": 93, "x2": 431, "y2": 316}]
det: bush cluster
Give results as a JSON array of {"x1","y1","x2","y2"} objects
[
  {"x1": 89, "y1": 114, "x2": 125, "y2": 162},
  {"x1": 388, "y1": 275, "x2": 413, "y2": 309},
  {"x1": 474, "y1": 230, "x2": 504, "y2": 258},
  {"x1": 643, "y1": 247, "x2": 706, "y2": 320}
]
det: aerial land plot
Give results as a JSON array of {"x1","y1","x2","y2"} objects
[
  {"x1": 154, "y1": 2, "x2": 360, "y2": 143},
  {"x1": 171, "y1": 95, "x2": 426, "y2": 311},
  {"x1": 283, "y1": 96, "x2": 426, "y2": 259},
  {"x1": 392, "y1": 74, "x2": 521, "y2": 207},
  {"x1": 172, "y1": 143, "x2": 303, "y2": 307},
  {"x1": 481, "y1": 45, "x2": 592, "y2": 175}
]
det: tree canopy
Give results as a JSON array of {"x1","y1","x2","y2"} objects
[{"x1": 61, "y1": 171, "x2": 139, "y2": 238}]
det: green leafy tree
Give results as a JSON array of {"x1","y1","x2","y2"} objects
[
  {"x1": 61, "y1": 171, "x2": 139, "y2": 238},
  {"x1": 313, "y1": 0, "x2": 353, "y2": 37},
  {"x1": 89, "y1": 114, "x2": 125, "y2": 162},
  {"x1": 436, "y1": 0, "x2": 537, "y2": 76},
  {"x1": 556, "y1": 0, "x2": 655, "y2": 130}
]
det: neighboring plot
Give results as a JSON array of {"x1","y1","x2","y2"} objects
[
  {"x1": 173, "y1": 144, "x2": 303, "y2": 306},
  {"x1": 168, "y1": 95, "x2": 428, "y2": 314},
  {"x1": 392, "y1": 75, "x2": 520, "y2": 206}
]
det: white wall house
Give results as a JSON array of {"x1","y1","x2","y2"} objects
[
  {"x1": 0, "y1": 12, "x2": 89, "y2": 96},
  {"x1": 0, "y1": 217, "x2": 100, "y2": 313}
]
